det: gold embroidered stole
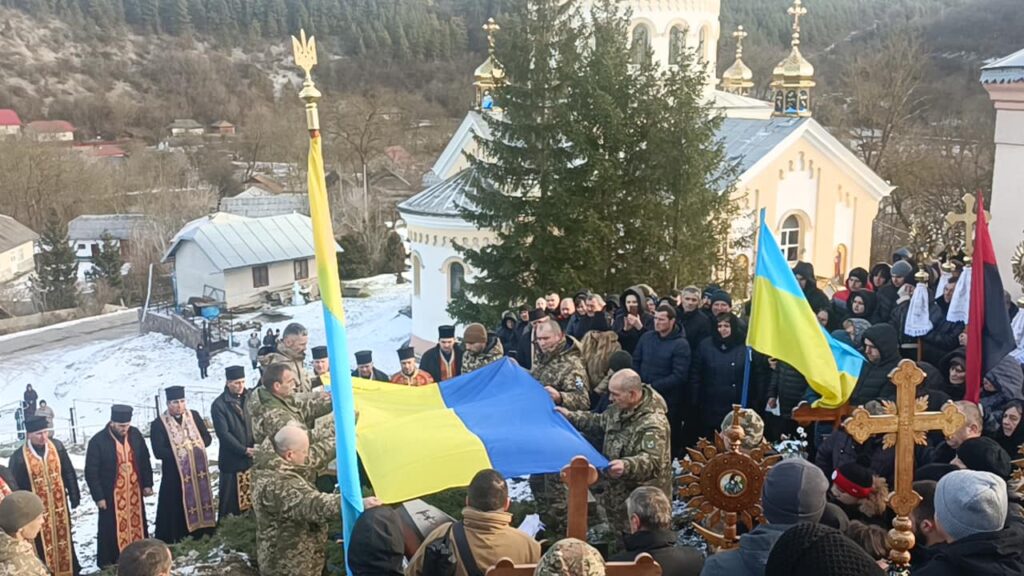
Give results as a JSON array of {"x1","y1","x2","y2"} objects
[
  {"x1": 159, "y1": 411, "x2": 217, "y2": 532},
  {"x1": 111, "y1": 431, "x2": 145, "y2": 551},
  {"x1": 24, "y1": 440, "x2": 73, "y2": 576}
]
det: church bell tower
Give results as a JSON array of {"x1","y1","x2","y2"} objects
[
  {"x1": 473, "y1": 18, "x2": 504, "y2": 112},
  {"x1": 771, "y1": 0, "x2": 815, "y2": 117},
  {"x1": 721, "y1": 25, "x2": 754, "y2": 96}
]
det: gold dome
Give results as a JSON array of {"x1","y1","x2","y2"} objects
[
  {"x1": 774, "y1": 46, "x2": 814, "y2": 80},
  {"x1": 474, "y1": 56, "x2": 505, "y2": 82},
  {"x1": 724, "y1": 58, "x2": 753, "y2": 82}
]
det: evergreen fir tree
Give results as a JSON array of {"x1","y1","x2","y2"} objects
[
  {"x1": 88, "y1": 232, "x2": 125, "y2": 288},
  {"x1": 34, "y1": 213, "x2": 79, "y2": 311}
]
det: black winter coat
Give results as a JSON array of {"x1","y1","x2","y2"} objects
[
  {"x1": 211, "y1": 388, "x2": 254, "y2": 474},
  {"x1": 691, "y1": 316, "x2": 747, "y2": 428},
  {"x1": 612, "y1": 286, "x2": 654, "y2": 353},
  {"x1": 196, "y1": 347, "x2": 210, "y2": 368},
  {"x1": 496, "y1": 314, "x2": 520, "y2": 357},
  {"x1": 916, "y1": 518, "x2": 1024, "y2": 576},
  {"x1": 678, "y1": 308, "x2": 711, "y2": 353},
  {"x1": 420, "y1": 345, "x2": 463, "y2": 382},
  {"x1": 611, "y1": 529, "x2": 703, "y2": 576},
  {"x1": 632, "y1": 324, "x2": 690, "y2": 404},
  {"x1": 873, "y1": 283, "x2": 899, "y2": 325},
  {"x1": 849, "y1": 324, "x2": 901, "y2": 405},
  {"x1": 569, "y1": 312, "x2": 610, "y2": 341},
  {"x1": 768, "y1": 360, "x2": 809, "y2": 417},
  {"x1": 793, "y1": 261, "x2": 830, "y2": 312}
]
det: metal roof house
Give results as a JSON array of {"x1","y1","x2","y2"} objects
[
  {"x1": 0, "y1": 214, "x2": 38, "y2": 283},
  {"x1": 162, "y1": 212, "x2": 342, "y2": 309}
]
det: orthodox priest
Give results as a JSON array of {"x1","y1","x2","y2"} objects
[
  {"x1": 390, "y1": 346, "x2": 435, "y2": 386},
  {"x1": 84, "y1": 405, "x2": 154, "y2": 568},
  {"x1": 151, "y1": 386, "x2": 215, "y2": 543},
  {"x1": 210, "y1": 365, "x2": 254, "y2": 520},
  {"x1": 310, "y1": 345, "x2": 331, "y2": 391},
  {"x1": 351, "y1": 350, "x2": 389, "y2": 382},
  {"x1": 419, "y1": 325, "x2": 462, "y2": 382},
  {"x1": 8, "y1": 415, "x2": 81, "y2": 576}
]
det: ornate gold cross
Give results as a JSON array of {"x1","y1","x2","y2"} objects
[
  {"x1": 945, "y1": 192, "x2": 991, "y2": 258},
  {"x1": 844, "y1": 360, "x2": 965, "y2": 569},
  {"x1": 788, "y1": 0, "x2": 807, "y2": 44},
  {"x1": 483, "y1": 17, "x2": 500, "y2": 53},
  {"x1": 732, "y1": 25, "x2": 748, "y2": 59}
]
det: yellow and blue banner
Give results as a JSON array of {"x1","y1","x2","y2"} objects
[
  {"x1": 353, "y1": 359, "x2": 609, "y2": 503},
  {"x1": 747, "y1": 209, "x2": 864, "y2": 408},
  {"x1": 306, "y1": 132, "x2": 364, "y2": 547}
]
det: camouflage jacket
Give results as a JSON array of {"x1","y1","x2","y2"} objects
[
  {"x1": 566, "y1": 385, "x2": 672, "y2": 496},
  {"x1": 250, "y1": 387, "x2": 336, "y2": 476},
  {"x1": 261, "y1": 344, "x2": 312, "y2": 394},
  {"x1": 462, "y1": 336, "x2": 504, "y2": 374},
  {"x1": 534, "y1": 538, "x2": 605, "y2": 576},
  {"x1": 252, "y1": 454, "x2": 342, "y2": 576},
  {"x1": 0, "y1": 532, "x2": 48, "y2": 576},
  {"x1": 530, "y1": 336, "x2": 591, "y2": 411}
]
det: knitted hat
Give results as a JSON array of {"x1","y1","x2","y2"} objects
[
  {"x1": 534, "y1": 538, "x2": 605, "y2": 576},
  {"x1": 0, "y1": 491, "x2": 45, "y2": 535},
  {"x1": 710, "y1": 290, "x2": 732, "y2": 306},
  {"x1": 607, "y1": 350, "x2": 633, "y2": 373},
  {"x1": 934, "y1": 470, "x2": 1008, "y2": 542},
  {"x1": 463, "y1": 323, "x2": 487, "y2": 345},
  {"x1": 891, "y1": 260, "x2": 914, "y2": 280},
  {"x1": 956, "y1": 436, "x2": 1013, "y2": 479},
  {"x1": 765, "y1": 523, "x2": 885, "y2": 576},
  {"x1": 832, "y1": 461, "x2": 874, "y2": 499},
  {"x1": 761, "y1": 458, "x2": 828, "y2": 525},
  {"x1": 720, "y1": 408, "x2": 765, "y2": 450}
]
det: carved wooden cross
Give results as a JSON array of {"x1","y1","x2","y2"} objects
[
  {"x1": 561, "y1": 456, "x2": 598, "y2": 540},
  {"x1": 945, "y1": 192, "x2": 991, "y2": 258},
  {"x1": 843, "y1": 359, "x2": 965, "y2": 570}
]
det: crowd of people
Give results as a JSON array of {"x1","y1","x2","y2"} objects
[{"x1": 3, "y1": 249, "x2": 1024, "y2": 576}]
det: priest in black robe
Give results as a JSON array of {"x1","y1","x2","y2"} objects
[
  {"x1": 151, "y1": 386, "x2": 215, "y2": 544},
  {"x1": 351, "y1": 349, "x2": 390, "y2": 382},
  {"x1": 84, "y1": 404, "x2": 154, "y2": 568},
  {"x1": 419, "y1": 325, "x2": 463, "y2": 382},
  {"x1": 210, "y1": 365, "x2": 254, "y2": 520}
]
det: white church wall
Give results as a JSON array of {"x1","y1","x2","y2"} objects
[
  {"x1": 774, "y1": 156, "x2": 819, "y2": 264},
  {"x1": 989, "y1": 107, "x2": 1024, "y2": 299}
]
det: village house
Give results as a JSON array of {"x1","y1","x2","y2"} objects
[
  {"x1": 209, "y1": 120, "x2": 236, "y2": 136},
  {"x1": 162, "y1": 212, "x2": 340, "y2": 309},
  {"x1": 0, "y1": 215, "x2": 38, "y2": 284},
  {"x1": 167, "y1": 119, "x2": 205, "y2": 137},
  {"x1": 25, "y1": 120, "x2": 74, "y2": 143},
  {"x1": 0, "y1": 109, "x2": 21, "y2": 138},
  {"x1": 67, "y1": 214, "x2": 147, "y2": 278}
]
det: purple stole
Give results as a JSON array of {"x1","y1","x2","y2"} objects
[{"x1": 160, "y1": 411, "x2": 216, "y2": 532}]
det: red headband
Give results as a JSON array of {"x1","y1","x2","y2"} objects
[{"x1": 832, "y1": 470, "x2": 874, "y2": 499}]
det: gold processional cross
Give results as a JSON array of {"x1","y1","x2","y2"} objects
[
  {"x1": 843, "y1": 359, "x2": 965, "y2": 572},
  {"x1": 945, "y1": 192, "x2": 991, "y2": 258}
]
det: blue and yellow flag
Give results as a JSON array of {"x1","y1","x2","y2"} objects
[
  {"x1": 747, "y1": 210, "x2": 863, "y2": 408},
  {"x1": 306, "y1": 131, "x2": 364, "y2": 546}
]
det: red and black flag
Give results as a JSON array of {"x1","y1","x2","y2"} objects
[{"x1": 966, "y1": 195, "x2": 1015, "y2": 403}]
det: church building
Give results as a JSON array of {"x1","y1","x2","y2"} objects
[{"x1": 398, "y1": 0, "x2": 893, "y2": 352}]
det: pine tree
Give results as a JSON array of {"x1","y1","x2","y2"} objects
[
  {"x1": 88, "y1": 232, "x2": 125, "y2": 288},
  {"x1": 34, "y1": 213, "x2": 79, "y2": 311}
]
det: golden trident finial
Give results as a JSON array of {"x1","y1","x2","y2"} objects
[
  {"x1": 788, "y1": 0, "x2": 808, "y2": 47},
  {"x1": 291, "y1": 29, "x2": 321, "y2": 131},
  {"x1": 733, "y1": 25, "x2": 748, "y2": 59},
  {"x1": 483, "y1": 17, "x2": 500, "y2": 54}
]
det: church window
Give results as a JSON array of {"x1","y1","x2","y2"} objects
[
  {"x1": 630, "y1": 24, "x2": 651, "y2": 66},
  {"x1": 780, "y1": 215, "x2": 801, "y2": 263},
  {"x1": 698, "y1": 25, "x2": 710, "y2": 61},
  {"x1": 669, "y1": 25, "x2": 687, "y2": 64},
  {"x1": 412, "y1": 253, "x2": 422, "y2": 297},
  {"x1": 448, "y1": 262, "x2": 465, "y2": 301}
]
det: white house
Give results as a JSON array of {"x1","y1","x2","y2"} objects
[
  {"x1": 0, "y1": 214, "x2": 38, "y2": 283},
  {"x1": 162, "y1": 212, "x2": 341, "y2": 309},
  {"x1": 168, "y1": 119, "x2": 205, "y2": 137},
  {"x1": 25, "y1": 120, "x2": 74, "y2": 142},
  {"x1": 0, "y1": 109, "x2": 21, "y2": 138},
  {"x1": 67, "y1": 214, "x2": 147, "y2": 278}
]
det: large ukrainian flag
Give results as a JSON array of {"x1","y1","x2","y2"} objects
[
  {"x1": 353, "y1": 358, "x2": 609, "y2": 503},
  {"x1": 747, "y1": 211, "x2": 864, "y2": 408}
]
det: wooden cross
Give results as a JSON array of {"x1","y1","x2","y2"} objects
[
  {"x1": 843, "y1": 360, "x2": 965, "y2": 570},
  {"x1": 945, "y1": 192, "x2": 991, "y2": 258},
  {"x1": 561, "y1": 456, "x2": 599, "y2": 540}
]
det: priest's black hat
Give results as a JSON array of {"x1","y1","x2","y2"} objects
[
  {"x1": 24, "y1": 416, "x2": 49, "y2": 433},
  {"x1": 225, "y1": 365, "x2": 245, "y2": 381},
  {"x1": 355, "y1": 350, "x2": 373, "y2": 365},
  {"x1": 165, "y1": 386, "x2": 186, "y2": 401},
  {"x1": 312, "y1": 346, "x2": 328, "y2": 360},
  {"x1": 397, "y1": 346, "x2": 416, "y2": 361},
  {"x1": 528, "y1": 309, "x2": 547, "y2": 322},
  {"x1": 111, "y1": 404, "x2": 133, "y2": 423},
  {"x1": 438, "y1": 325, "x2": 456, "y2": 339}
]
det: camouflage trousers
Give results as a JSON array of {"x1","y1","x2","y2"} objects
[
  {"x1": 530, "y1": 474, "x2": 621, "y2": 548},
  {"x1": 530, "y1": 473, "x2": 568, "y2": 539}
]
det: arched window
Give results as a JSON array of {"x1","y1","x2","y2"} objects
[
  {"x1": 631, "y1": 24, "x2": 651, "y2": 66},
  {"x1": 698, "y1": 25, "x2": 710, "y2": 61},
  {"x1": 448, "y1": 262, "x2": 465, "y2": 301},
  {"x1": 669, "y1": 25, "x2": 686, "y2": 64},
  {"x1": 411, "y1": 253, "x2": 422, "y2": 297},
  {"x1": 780, "y1": 215, "x2": 801, "y2": 263}
]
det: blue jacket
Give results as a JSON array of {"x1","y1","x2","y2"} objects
[{"x1": 632, "y1": 324, "x2": 690, "y2": 404}]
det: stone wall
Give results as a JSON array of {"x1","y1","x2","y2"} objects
[{"x1": 138, "y1": 308, "x2": 203, "y2": 348}]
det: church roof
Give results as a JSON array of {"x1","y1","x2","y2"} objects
[
  {"x1": 718, "y1": 116, "x2": 808, "y2": 174},
  {"x1": 982, "y1": 47, "x2": 1024, "y2": 84},
  {"x1": 398, "y1": 169, "x2": 479, "y2": 219}
]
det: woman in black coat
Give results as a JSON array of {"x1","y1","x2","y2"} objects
[
  {"x1": 196, "y1": 344, "x2": 210, "y2": 379},
  {"x1": 990, "y1": 399, "x2": 1024, "y2": 460},
  {"x1": 691, "y1": 313, "x2": 748, "y2": 438},
  {"x1": 848, "y1": 290, "x2": 877, "y2": 322}
]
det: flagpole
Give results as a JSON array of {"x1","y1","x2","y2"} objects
[
  {"x1": 291, "y1": 30, "x2": 363, "y2": 569},
  {"x1": 740, "y1": 208, "x2": 767, "y2": 408}
]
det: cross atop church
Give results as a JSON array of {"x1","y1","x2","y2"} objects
[
  {"x1": 732, "y1": 25, "x2": 748, "y2": 59},
  {"x1": 844, "y1": 360, "x2": 965, "y2": 568},
  {"x1": 483, "y1": 18, "x2": 500, "y2": 53},
  {"x1": 788, "y1": 0, "x2": 807, "y2": 45},
  {"x1": 946, "y1": 192, "x2": 991, "y2": 258}
]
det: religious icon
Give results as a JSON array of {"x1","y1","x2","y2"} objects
[
  {"x1": 774, "y1": 90, "x2": 784, "y2": 113},
  {"x1": 719, "y1": 471, "x2": 747, "y2": 497},
  {"x1": 785, "y1": 90, "x2": 798, "y2": 114},
  {"x1": 482, "y1": 91, "x2": 495, "y2": 111},
  {"x1": 798, "y1": 90, "x2": 810, "y2": 112}
]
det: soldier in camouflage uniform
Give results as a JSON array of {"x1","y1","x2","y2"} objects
[
  {"x1": 253, "y1": 425, "x2": 343, "y2": 576},
  {"x1": 0, "y1": 491, "x2": 50, "y2": 576},
  {"x1": 529, "y1": 320, "x2": 592, "y2": 537},
  {"x1": 462, "y1": 323, "x2": 505, "y2": 374},
  {"x1": 534, "y1": 538, "x2": 605, "y2": 576},
  {"x1": 260, "y1": 323, "x2": 313, "y2": 394},
  {"x1": 558, "y1": 369, "x2": 671, "y2": 537}
]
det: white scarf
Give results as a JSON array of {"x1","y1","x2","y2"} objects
[{"x1": 947, "y1": 265, "x2": 972, "y2": 323}]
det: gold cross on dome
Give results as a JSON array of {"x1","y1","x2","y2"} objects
[
  {"x1": 945, "y1": 193, "x2": 991, "y2": 258},
  {"x1": 787, "y1": 0, "x2": 807, "y2": 46},
  {"x1": 733, "y1": 26, "x2": 748, "y2": 58},
  {"x1": 843, "y1": 359, "x2": 965, "y2": 569},
  {"x1": 483, "y1": 18, "x2": 500, "y2": 53}
]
